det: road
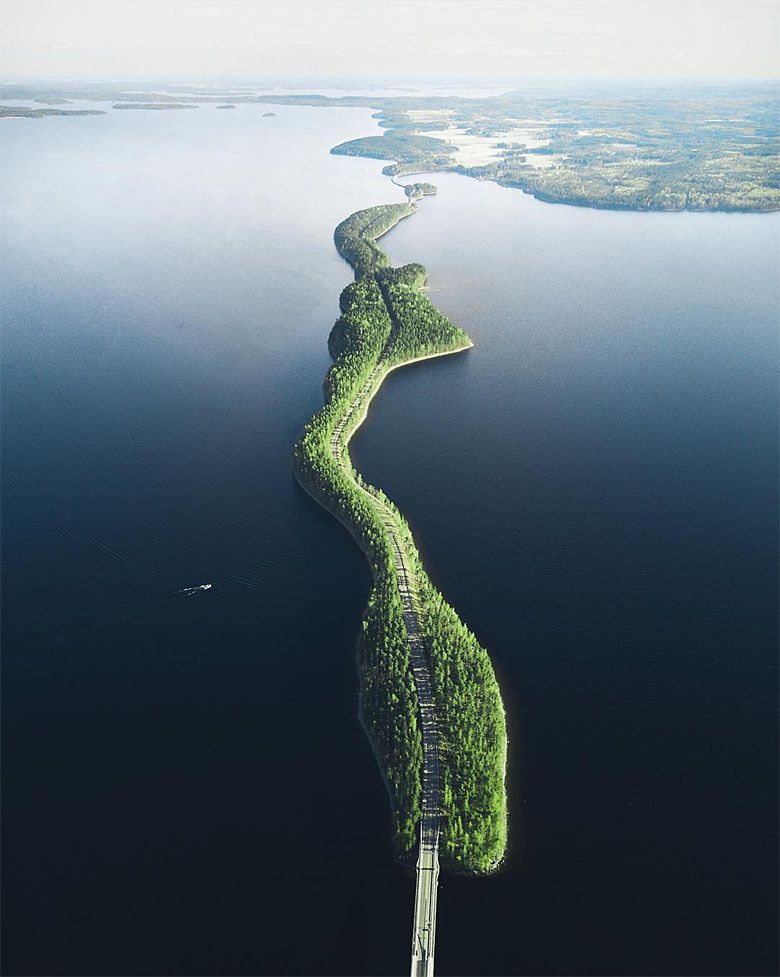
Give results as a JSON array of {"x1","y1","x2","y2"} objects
[{"x1": 328, "y1": 321, "x2": 442, "y2": 977}]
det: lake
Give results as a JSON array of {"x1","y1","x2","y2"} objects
[{"x1": 2, "y1": 104, "x2": 778, "y2": 976}]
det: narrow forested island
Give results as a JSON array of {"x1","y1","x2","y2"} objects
[
  {"x1": 0, "y1": 105, "x2": 106, "y2": 118},
  {"x1": 294, "y1": 199, "x2": 507, "y2": 873}
]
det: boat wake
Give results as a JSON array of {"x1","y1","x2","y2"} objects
[{"x1": 5, "y1": 584, "x2": 213, "y2": 641}]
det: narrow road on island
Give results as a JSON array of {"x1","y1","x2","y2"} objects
[{"x1": 328, "y1": 315, "x2": 442, "y2": 977}]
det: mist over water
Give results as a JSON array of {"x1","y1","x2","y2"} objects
[{"x1": 2, "y1": 107, "x2": 777, "y2": 976}]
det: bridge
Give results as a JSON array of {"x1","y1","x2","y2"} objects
[
  {"x1": 387, "y1": 525, "x2": 441, "y2": 977},
  {"x1": 328, "y1": 324, "x2": 443, "y2": 977}
]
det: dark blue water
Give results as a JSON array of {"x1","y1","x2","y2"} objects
[
  {"x1": 356, "y1": 177, "x2": 780, "y2": 976},
  {"x1": 1, "y1": 104, "x2": 415, "y2": 976},
  {"x1": 2, "y1": 108, "x2": 778, "y2": 977}
]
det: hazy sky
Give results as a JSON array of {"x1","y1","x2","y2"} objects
[{"x1": 1, "y1": 0, "x2": 777, "y2": 80}]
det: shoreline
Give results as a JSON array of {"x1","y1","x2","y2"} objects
[
  {"x1": 388, "y1": 164, "x2": 780, "y2": 215},
  {"x1": 293, "y1": 341, "x2": 476, "y2": 861},
  {"x1": 340, "y1": 341, "x2": 474, "y2": 454}
]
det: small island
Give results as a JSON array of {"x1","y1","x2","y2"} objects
[
  {"x1": 403, "y1": 181, "x2": 437, "y2": 200},
  {"x1": 216, "y1": 104, "x2": 236, "y2": 110},
  {"x1": 263, "y1": 111, "x2": 276, "y2": 117}
]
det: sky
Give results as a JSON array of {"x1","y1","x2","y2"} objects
[{"x1": 0, "y1": 0, "x2": 777, "y2": 81}]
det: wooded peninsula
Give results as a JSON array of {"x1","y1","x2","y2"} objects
[{"x1": 293, "y1": 199, "x2": 507, "y2": 873}]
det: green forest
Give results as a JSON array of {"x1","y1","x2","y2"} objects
[
  {"x1": 326, "y1": 86, "x2": 780, "y2": 213},
  {"x1": 331, "y1": 129, "x2": 455, "y2": 166},
  {"x1": 294, "y1": 200, "x2": 507, "y2": 873},
  {"x1": 403, "y1": 182, "x2": 438, "y2": 200}
]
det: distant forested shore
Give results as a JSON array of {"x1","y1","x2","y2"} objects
[{"x1": 5, "y1": 81, "x2": 776, "y2": 212}]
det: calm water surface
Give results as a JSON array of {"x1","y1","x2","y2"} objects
[
  {"x1": 358, "y1": 176, "x2": 779, "y2": 976},
  {"x1": 2, "y1": 107, "x2": 778, "y2": 976}
]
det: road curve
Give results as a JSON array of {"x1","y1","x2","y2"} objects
[{"x1": 327, "y1": 315, "x2": 448, "y2": 977}]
